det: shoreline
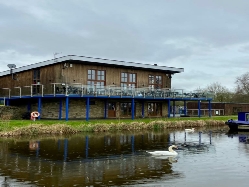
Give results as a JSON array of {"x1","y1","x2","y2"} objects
[{"x1": 0, "y1": 119, "x2": 228, "y2": 137}]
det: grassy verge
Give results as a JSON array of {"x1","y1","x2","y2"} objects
[{"x1": 0, "y1": 115, "x2": 233, "y2": 136}]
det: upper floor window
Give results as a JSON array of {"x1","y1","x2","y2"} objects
[
  {"x1": 33, "y1": 69, "x2": 40, "y2": 83},
  {"x1": 33, "y1": 68, "x2": 40, "y2": 94},
  {"x1": 149, "y1": 75, "x2": 162, "y2": 89},
  {"x1": 87, "y1": 69, "x2": 106, "y2": 88},
  {"x1": 121, "y1": 72, "x2": 137, "y2": 88}
]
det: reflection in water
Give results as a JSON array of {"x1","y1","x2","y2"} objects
[
  {"x1": 227, "y1": 130, "x2": 249, "y2": 143},
  {"x1": 0, "y1": 128, "x2": 224, "y2": 186},
  {"x1": 0, "y1": 132, "x2": 183, "y2": 186}
]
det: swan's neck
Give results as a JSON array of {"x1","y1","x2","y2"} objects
[{"x1": 168, "y1": 147, "x2": 176, "y2": 153}]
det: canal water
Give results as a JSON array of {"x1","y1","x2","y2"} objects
[{"x1": 0, "y1": 126, "x2": 249, "y2": 187}]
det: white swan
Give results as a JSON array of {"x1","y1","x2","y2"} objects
[
  {"x1": 185, "y1": 128, "x2": 195, "y2": 132},
  {"x1": 147, "y1": 145, "x2": 178, "y2": 156}
]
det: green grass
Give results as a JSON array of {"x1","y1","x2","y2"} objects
[{"x1": 1, "y1": 115, "x2": 235, "y2": 127}]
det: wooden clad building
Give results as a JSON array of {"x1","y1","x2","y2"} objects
[{"x1": 0, "y1": 55, "x2": 212, "y2": 120}]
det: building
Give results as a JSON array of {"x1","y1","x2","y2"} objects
[
  {"x1": 0, "y1": 55, "x2": 212, "y2": 120},
  {"x1": 187, "y1": 102, "x2": 249, "y2": 116}
]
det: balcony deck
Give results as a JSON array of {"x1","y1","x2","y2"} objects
[{"x1": 0, "y1": 83, "x2": 213, "y2": 101}]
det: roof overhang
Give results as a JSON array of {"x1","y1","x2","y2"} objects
[{"x1": 0, "y1": 55, "x2": 184, "y2": 76}]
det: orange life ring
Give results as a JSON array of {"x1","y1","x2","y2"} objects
[{"x1": 31, "y1": 111, "x2": 40, "y2": 118}]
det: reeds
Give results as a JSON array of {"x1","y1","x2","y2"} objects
[
  {"x1": 0, "y1": 124, "x2": 78, "y2": 136},
  {"x1": 0, "y1": 119, "x2": 226, "y2": 136},
  {"x1": 80, "y1": 119, "x2": 225, "y2": 132}
]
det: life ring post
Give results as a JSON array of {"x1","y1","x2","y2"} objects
[{"x1": 30, "y1": 111, "x2": 40, "y2": 121}]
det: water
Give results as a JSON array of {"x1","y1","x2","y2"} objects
[{"x1": 0, "y1": 127, "x2": 249, "y2": 187}]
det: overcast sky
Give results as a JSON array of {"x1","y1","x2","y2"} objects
[{"x1": 1, "y1": 0, "x2": 249, "y2": 92}]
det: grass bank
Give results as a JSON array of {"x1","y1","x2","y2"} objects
[{"x1": 0, "y1": 116, "x2": 233, "y2": 136}]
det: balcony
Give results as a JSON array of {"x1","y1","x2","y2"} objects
[{"x1": 0, "y1": 83, "x2": 214, "y2": 100}]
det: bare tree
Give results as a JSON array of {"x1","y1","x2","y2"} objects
[
  {"x1": 203, "y1": 82, "x2": 232, "y2": 102},
  {"x1": 233, "y1": 72, "x2": 249, "y2": 102}
]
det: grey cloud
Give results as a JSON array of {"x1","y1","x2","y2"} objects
[{"x1": 1, "y1": 0, "x2": 249, "y2": 91}]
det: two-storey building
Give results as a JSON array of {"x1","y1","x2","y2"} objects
[{"x1": 0, "y1": 55, "x2": 212, "y2": 120}]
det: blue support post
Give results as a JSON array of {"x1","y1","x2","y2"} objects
[
  {"x1": 168, "y1": 100, "x2": 171, "y2": 118},
  {"x1": 6, "y1": 99, "x2": 9, "y2": 106},
  {"x1": 198, "y1": 100, "x2": 201, "y2": 118},
  {"x1": 38, "y1": 97, "x2": 42, "y2": 120},
  {"x1": 173, "y1": 100, "x2": 175, "y2": 117},
  {"x1": 85, "y1": 136, "x2": 89, "y2": 158},
  {"x1": 184, "y1": 100, "x2": 187, "y2": 115},
  {"x1": 59, "y1": 99, "x2": 62, "y2": 120},
  {"x1": 86, "y1": 97, "x2": 90, "y2": 121},
  {"x1": 208, "y1": 100, "x2": 212, "y2": 117},
  {"x1": 66, "y1": 97, "x2": 69, "y2": 121},
  {"x1": 142, "y1": 101, "x2": 144, "y2": 118},
  {"x1": 131, "y1": 98, "x2": 135, "y2": 120},
  {"x1": 104, "y1": 100, "x2": 107, "y2": 119},
  {"x1": 63, "y1": 139, "x2": 68, "y2": 162}
]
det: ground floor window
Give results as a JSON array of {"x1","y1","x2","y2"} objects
[
  {"x1": 120, "y1": 102, "x2": 136, "y2": 116},
  {"x1": 148, "y1": 102, "x2": 162, "y2": 116}
]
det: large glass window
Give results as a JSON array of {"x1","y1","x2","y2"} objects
[
  {"x1": 120, "y1": 102, "x2": 136, "y2": 116},
  {"x1": 87, "y1": 69, "x2": 106, "y2": 88},
  {"x1": 149, "y1": 75, "x2": 162, "y2": 89},
  {"x1": 148, "y1": 102, "x2": 162, "y2": 116},
  {"x1": 121, "y1": 73, "x2": 137, "y2": 88}
]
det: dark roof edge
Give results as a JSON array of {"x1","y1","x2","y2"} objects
[{"x1": 0, "y1": 55, "x2": 184, "y2": 76}]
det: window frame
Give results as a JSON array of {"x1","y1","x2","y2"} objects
[
  {"x1": 121, "y1": 72, "x2": 137, "y2": 88},
  {"x1": 87, "y1": 69, "x2": 106, "y2": 88},
  {"x1": 148, "y1": 75, "x2": 162, "y2": 89}
]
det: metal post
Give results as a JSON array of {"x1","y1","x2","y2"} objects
[
  {"x1": 66, "y1": 96, "x2": 69, "y2": 121},
  {"x1": 208, "y1": 100, "x2": 212, "y2": 117},
  {"x1": 41, "y1": 85, "x2": 44, "y2": 97},
  {"x1": 198, "y1": 100, "x2": 201, "y2": 118},
  {"x1": 168, "y1": 99, "x2": 171, "y2": 118},
  {"x1": 184, "y1": 100, "x2": 187, "y2": 115},
  {"x1": 53, "y1": 84, "x2": 56, "y2": 97},
  {"x1": 173, "y1": 100, "x2": 175, "y2": 117},
  {"x1": 131, "y1": 98, "x2": 135, "y2": 120},
  {"x1": 86, "y1": 97, "x2": 90, "y2": 121},
  {"x1": 38, "y1": 97, "x2": 42, "y2": 120}
]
